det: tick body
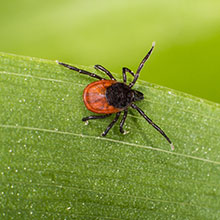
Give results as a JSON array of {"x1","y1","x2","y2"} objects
[
  {"x1": 83, "y1": 80, "x2": 120, "y2": 114},
  {"x1": 58, "y1": 42, "x2": 174, "y2": 150}
]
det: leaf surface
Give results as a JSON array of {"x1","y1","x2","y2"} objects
[{"x1": 0, "y1": 52, "x2": 220, "y2": 219}]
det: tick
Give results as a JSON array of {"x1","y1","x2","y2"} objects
[{"x1": 58, "y1": 42, "x2": 174, "y2": 150}]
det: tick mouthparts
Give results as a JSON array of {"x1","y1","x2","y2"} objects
[{"x1": 170, "y1": 143, "x2": 175, "y2": 151}]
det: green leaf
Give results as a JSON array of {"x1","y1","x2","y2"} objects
[{"x1": 0, "y1": 52, "x2": 220, "y2": 219}]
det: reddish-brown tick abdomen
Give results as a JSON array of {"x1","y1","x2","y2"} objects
[{"x1": 83, "y1": 80, "x2": 122, "y2": 114}]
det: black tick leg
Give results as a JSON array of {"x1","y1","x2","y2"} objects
[
  {"x1": 82, "y1": 114, "x2": 112, "y2": 121},
  {"x1": 94, "y1": 64, "x2": 116, "y2": 80},
  {"x1": 119, "y1": 109, "x2": 128, "y2": 133},
  {"x1": 122, "y1": 67, "x2": 135, "y2": 83},
  {"x1": 58, "y1": 62, "x2": 104, "y2": 80},
  {"x1": 129, "y1": 42, "x2": 155, "y2": 88},
  {"x1": 102, "y1": 112, "x2": 121, "y2": 136},
  {"x1": 131, "y1": 103, "x2": 174, "y2": 150}
]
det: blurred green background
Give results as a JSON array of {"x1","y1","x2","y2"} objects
[{"x1": 1, "y1": 0, "x2": 219, "y2": 103}]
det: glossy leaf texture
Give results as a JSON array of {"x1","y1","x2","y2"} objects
[{"x1": 0, "y1": 52, "x2": 220, "y2": 219}]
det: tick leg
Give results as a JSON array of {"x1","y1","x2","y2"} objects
[
  {"x1": 122, "y1": 67, "x2": 135, "y2": 83},
  {"x1": 82, "y1": 114, "x2": 112, "y2": 121},
  {"x1": 131, "y1": 103, "x2": 174, "y2": 150},
  {"x1": 129, "y1": 42, "x2": 155, "y2": 88},
  {"x1": 58, "y1": 62, "x2": 104, "y2": 80},
  {"x1": 94, "y1": 64, "x2": 116, "y2": 80},
  {"x1": 119, "y1": 109, "x2": 128, "y2": 133},
  {"x1": 102, "y1": 112, "x2": 121, "y2": 136}
]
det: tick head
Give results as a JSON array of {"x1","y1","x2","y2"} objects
[{"x1": 133, "y1": 90, "x2": 144, "y2": 102}]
